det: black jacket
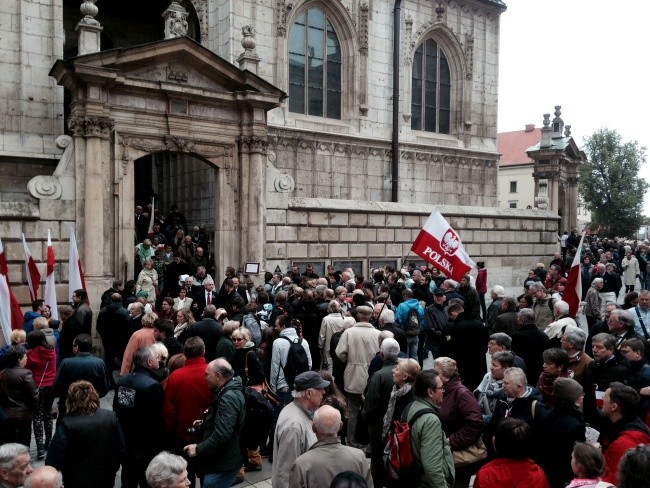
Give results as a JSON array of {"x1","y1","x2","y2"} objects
[
  {"x1": 180, "y1": 317, "x2": 223, "y2": 362},
  {"x1": 59, "y1": 316, "x2": 84, "y2": 362},
  {"x1": 446, "y1": 311, "x2": 488, "y2": 391},
  {"x1": 538, "y1": 401, "x2": 586, "y2": 488},
  {"x1": 96, "y1": 302, "x2": 131, "y2": 365},
  {"x1": 583, "y1": 351, "x2": 631, "y2": 425},
  {"x1": 54, "y1": 353, "x2": 112, "y2": 418},
  {"x1": 511, "y1": 322, "x2": 550, "y2": 386},
  {"x1": 114, "y1": 366, "x2": 164, "y2": 462},
  {"x1": 46, "y1": 408, "x2": 124, "y2": 488}
]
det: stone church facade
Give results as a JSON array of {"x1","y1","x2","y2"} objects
[{"x1": 0, "y1": 0, "x2": 558, "y2": 310}]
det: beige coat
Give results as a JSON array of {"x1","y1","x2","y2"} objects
[
  {"x1": 622, "y1": 256, "x2": 640, "y2": 286},
  {"x1": 335, "y1": 322, "x2": 380, "y2": 394},
  {"x1": 318, "y1": 312, "x2": 346, "y2": 371}
]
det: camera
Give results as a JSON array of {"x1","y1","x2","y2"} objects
[{"x1": 186, "y1": 421, "x2": 204, "y2": 435}]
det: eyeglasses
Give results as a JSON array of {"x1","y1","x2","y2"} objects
[
  {"x1": 430, "y1": 386, "x2": 445, "y2": 392},
  {"x1": 233, "y1": 337, "x2": 245, "y2": 342}
]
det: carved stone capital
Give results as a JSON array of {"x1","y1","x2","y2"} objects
[
  {"x1": 28, "y1": 135, "x2": 75, "y2": 200},
  {"x1": 238, "y1": 135, "x2": 269, "y2": 154},
  {"x1": 68, "y1": 115, "x2": 114, "y2": 138}
]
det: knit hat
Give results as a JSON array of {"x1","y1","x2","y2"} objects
[{"x1": 554, "y1": 377, "x2": 583, "y2": 403}]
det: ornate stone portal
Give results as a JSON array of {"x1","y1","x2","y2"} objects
[{"x1": 27, "y1": 37, "x2": 284, "y2": 307}]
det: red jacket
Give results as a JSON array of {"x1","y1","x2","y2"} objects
[
  {"x1": 476, "y1": 269, "x2": 488, "y2": 293},
  {"x1": 163, "y1": 357, "x2": 213, "y2": 442},
  {"x1": 475, "y1": 458, "x2": 550, "y2": 488},
  {"x1": 602, "y1": 417, "x2": 650, "y2": 485},
  {"x1": 26, "y1": 346, "x2": 57, "y2": 388}
]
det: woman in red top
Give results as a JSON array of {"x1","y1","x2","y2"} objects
[
  {"x1": 475, "y1": 417, "x2": 550, "y2": 488},
  {"x1": 25, "y1": 330, "x2": 57, "y2": 459}
]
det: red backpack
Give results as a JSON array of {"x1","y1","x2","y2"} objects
[{"x1": 384, "y1": 403, "x2": 437, "y2": 483}]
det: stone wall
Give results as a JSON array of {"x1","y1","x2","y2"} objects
[{"x1": 265, "y1": 195, "x2": 559, "y2": 289}]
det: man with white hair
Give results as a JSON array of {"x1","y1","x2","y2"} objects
[
  {"x1": 289, "y1": 405, "x2": 372, "y2": 488},
  {"x1": 335, "y1": 305, "x2": 380, "y2": 447},
  {"x1": 485, "y1": 285, "x2": 505, "y2": 329},
  {"x1": 377, "y1": 307, "x2": 407, "y2": 353},
  {"x1": 0, "y1": 444, "x2": 33, "y2": 488},
  {"x1": 543, "y1": 300, "x2": 577, "y2": 348},
  {"x1": 561, "y1": 326, "x2": 592, "y2": 386},
  {"x1": 23, "y1": 466, "x2": 62, "y2": 488}
]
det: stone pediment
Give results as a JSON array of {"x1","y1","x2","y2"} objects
[{"x1": 50, "y1": 37, "x2": 285, "y2": 104}]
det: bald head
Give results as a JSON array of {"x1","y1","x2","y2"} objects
[
  {"x1": 24, "y1": 466, "x2": 63, "y2": 488},
  {"x1": 313, "y1": 405, "x2": 342, "y2": 438}
]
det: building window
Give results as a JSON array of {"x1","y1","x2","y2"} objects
[
  {"x1": 509, "y1": 202, "x2": 517, "y2": 209},
  {"x1": 509, "y1": 181, "x2": 517, "y2": 193},
  {"x1": 411, "y1": 38, "x2": 451, "y2": 134},
  {"x1": 288, "y1": 8, "x2": 342, "y2": 119}
]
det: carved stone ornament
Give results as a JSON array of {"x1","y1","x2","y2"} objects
[
  {"x1": 241, "y1": 25, "x2": 256, "y2": 52},
  {"x1": 68, "y1": 115, "x2": 115, "y2": 138},
  {"x1": 28, "y1": 135, "x2": 74, "y2": 200},
  {"x1": 80, "y1": 0, "x2": 100, "y2": 26},
  {"x1": 164, "y1": 1, "x2": 189, "y2": 40},
  {"x1": 274, "y1": 174, "x2": 295, "y2": 193},
  {"x1": 464, "y1": 33, "x2": 474, "y2": 80},
  {"x1": 120, "y1": 135, "x2": 196, "y2": 153},
  {"x1": 238, "y1": 135, "x2": 269, "y2": 154},
  {"x1": 359, "y1": 3, "x2": 369, "y2": 55},
  {"x1": 276, "y1": 0, "x2": 294, "y2": 37}
]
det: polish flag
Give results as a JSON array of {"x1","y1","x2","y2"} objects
[
  {"x1": 147, "y1": 196, "x2": 155, "y2": 236},
  {"x1": 44, "y1": 230, "x2": 59, "y2": 320},
  {"x1": 564, "y1": 232, "x2": 586, "y2": 318},
  {"x1": 68, "y1": 228, "x2": 88, "y2": 305},
  {"x1": 22, "y1": 234, "x2": 41, "y2": 302},
  {"x1": 0, "y1": 238, "x2": 25, "y2": 342},
  {"x1": 411, "y1": 211, "x2": 475, "y2": 282}
]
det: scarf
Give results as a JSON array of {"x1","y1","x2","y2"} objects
[
  {"x1": 174, "y1": 322, "x2": 189, "y2": 338},
  {"x1": 382, "y1": 383, "x2": 413, "y2": 438}
]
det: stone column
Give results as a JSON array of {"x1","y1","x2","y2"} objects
[
  {"x1": 68, "y1": 116, "x2": 114, "y2": 279},
  {"x1": 238, "y1": 135, "x2": 268, "y2": 270}
]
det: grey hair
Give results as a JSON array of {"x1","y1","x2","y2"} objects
[
  {"x1": 380, "y1": 338, "x2": 400, "y2": 361},
  {"x1": 24, "y1": 467, "x2": 63, "y2": 488},
  {"x1": 612, "y1": 310, "x2": 636, "y2": 330},
  {"x1": 529, "y1": 282, "x2": 546, "y2": 293},
  {"x1": 517, "y1": 308, "x2": 535, "y2": 323},
  {"x1": 313, "y1": 407, "x2": 342, "y2": 436},
  {"x1": 211, "y1": 358, "x2": 234, "y2": 380},
  {"x1": 554, "y1": 300, "x2": 570, "y2": 315},
  {"x1": 379, "y1": 308, "x2": 395, "y2": 325},
  {"x1": 145, "y1": 451, "x2": 188, "y2": 488},
  {"x1": 327, "y1": 300, "x2": 341, "y2": 313},
  {"x1": 489, "y1": 332, "x2": 512, "y2": 350},
  {"x1": 134, "y1": 346, "x2": 157, "y2": 367},
  {"x1": 592, "y1": 277, "x2": 604, "y2": 287},
  {"x1": 0, "y1": 443, "x2": 29, "y2": 470},
  {"x1": 563, "y1": 327, "x2": 587, "y2": 351},
  {"x1": 504, "y1": 367, "x2": 527, "y2": 387}
]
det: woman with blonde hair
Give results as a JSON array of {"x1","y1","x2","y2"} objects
[
  {"x1": 46, "y1": 380, "x2": 124, "y2": 488},
  {"x1": 174, "y1": 308, "x2": 195, "y2": 339},
  {"x1": 383, "y1": 358, "x2": 420, "y2": 438}
]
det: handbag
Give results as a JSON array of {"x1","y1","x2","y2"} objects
[
  {"x1": 452, "y1": 438, "x2": 487, "y2": 467},
  {"x1": 245, "y1": 353, "x2": 280, "y2": 406}
]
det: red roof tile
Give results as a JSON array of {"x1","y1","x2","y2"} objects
[{"x1": 497, "y1": 127, "x2": 541, "y2": 166}]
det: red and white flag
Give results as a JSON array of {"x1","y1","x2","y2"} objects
[
  {"x1": 68, "y1": 228, "x2": 88, "y2": 305},
  {"x1": 147, "y1": 196, "x2": 155, "y2": 236},
  {"x1": 563, "y1": 232, "x2": 586, "y2": 319},
  {"x1": 44, "y1": 230, "x2": 59, "y2": 320},
  {"x1": 411, "y1": 211, "x2": 476, "y2": 283},
  {"x1": 22, "y1": 233, "x2": 41, "y2": 302},
  {"x1": 0, "y1": 238, "x2": 25, "y2": 343}
]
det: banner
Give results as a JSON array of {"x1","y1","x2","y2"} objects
[
  {"x1": 44, "y1": 230, "x2": 59, "y2": 320},
  {"x1": 564, "y1": 232, "x2": 586, "y2": 318},
  {"x1": 0, "y1": 238, "x2": 25, "y2": 343},
  {"x1": 22, "y1": 233, "x2": 41, "y2": 302},
  {"x1": 68, "y1": 228, "x2": 88, "y2": 305},
  {"x1": 411, "y1": 211, "x2": 475, "y2": 282}
]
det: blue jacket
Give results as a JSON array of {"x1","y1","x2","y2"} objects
[
  {"x1": 23, "y1": 311, "x2": 41, "y2": 334},
  {"x1": 395, "y1": 299, "x2": 425, "y2": 331}
]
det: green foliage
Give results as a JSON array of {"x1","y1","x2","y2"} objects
[{"x1": 579, "y1": 128, "x2": 648, "y2": 237}]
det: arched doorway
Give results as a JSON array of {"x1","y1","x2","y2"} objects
[{"x1": 133, "y1": 151, "x2": 218, "y2": 278}]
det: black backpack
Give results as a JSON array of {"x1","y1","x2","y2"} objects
[
  {"x1": 405, "y1": 308, "x2": 423, "y2": 336},
  {"x1": 278, "y1": 336, "x2": 310, "y2": 389}
]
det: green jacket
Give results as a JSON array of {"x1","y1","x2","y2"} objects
[
  {"x1": 406, "y1": 398, "x2": 455, "y2": 488},
  {"x1": 196, "y1": 376, "x2": 246, "y2": 473}
]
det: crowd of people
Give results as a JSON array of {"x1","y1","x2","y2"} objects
[{"x1": 2, "y1": 211, "x2": 650, "y2": 488}]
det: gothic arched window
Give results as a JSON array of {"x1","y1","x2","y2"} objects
[
  {"x1": 288, "y1": 8, "x2": 342, "y2": 119},
  {"x1": 411, "y1": 38, "x2": 451, "y2": 134}
]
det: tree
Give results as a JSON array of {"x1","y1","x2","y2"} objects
[{"x1": 579, "y1": 128, "x2": 649, "y2": 237}]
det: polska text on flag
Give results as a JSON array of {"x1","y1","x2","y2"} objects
[{"x1": 411, "y1": 211, "x2": 476, "y2": 283}]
